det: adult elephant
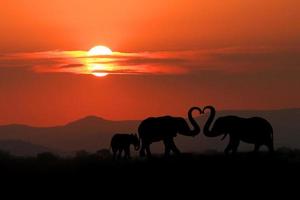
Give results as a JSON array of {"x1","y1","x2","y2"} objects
[
  {"x1": 138, "y1": 107, "x2": 201, "y2": 157},
  {"x1": 203, "y1": 105, "x2": 274, "y2": 155}
]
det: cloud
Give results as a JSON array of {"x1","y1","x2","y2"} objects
[
  {"x1": 0, "y1": 47, "x2": 299, "y2": 76},
  {"x1": 206, "y1": 47, "x2": 300, "y2": 72},
  {"x1": 110, "y1": 57, "x2": 187, "y2": 67},
  {"x1": 59, "y1": 63, "x2": 84, "y2": 68}
]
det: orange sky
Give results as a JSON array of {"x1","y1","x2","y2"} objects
[{"x1": 0, "y1": 0, "x2": 299, "y2": 126}]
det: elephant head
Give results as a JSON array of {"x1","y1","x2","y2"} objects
[{"x1": 176, "y1": 106, "x2": 202, "y2": 136}]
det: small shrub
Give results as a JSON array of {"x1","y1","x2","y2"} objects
[
  {"x1": 96, "y1": 149, "x2": 111, "y2": 159},
  {"x1": 37, "y1": 152, "x2": 59, "y2": 161}
]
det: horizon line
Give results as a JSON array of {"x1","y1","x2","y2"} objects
[{"x1": 0, "y1": 107, "x2": 299, "y2": 128}]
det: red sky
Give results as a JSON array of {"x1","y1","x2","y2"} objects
[{"x1": 0, "y1": 0, "x2": 299, "y2": 126}]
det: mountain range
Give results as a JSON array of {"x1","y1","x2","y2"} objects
[{"x1": 0, "y1": 108, "x2": 299, "y2": 156}]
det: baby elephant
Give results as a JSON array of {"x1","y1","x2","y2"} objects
[{"x1": 110, "y1": 133, "x2": 140, "y2": 159}]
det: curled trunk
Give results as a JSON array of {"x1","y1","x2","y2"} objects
[
  {"x1": 203, "y1": 105, "x2": 221, "y2": 137},
  {"x1": 180, "y1": 107, "x2": 201, "y2": 136}
]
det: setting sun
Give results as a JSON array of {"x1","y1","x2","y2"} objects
[
  {"x1": 87, "y1": 45, "x2": 113, "y2": 77},
  {"x1": 88, "y1": 45, "x2": 112, "y2": 56}
]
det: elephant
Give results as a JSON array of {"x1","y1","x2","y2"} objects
[
  {"x1": 110, "y1": 133, "x2": 140, "y2": 159},
  {"x1": 202, "y1": 105, "x2": 274, "y2": 155},
  {"x1": 138, "y1": 107, "x2": 202, "y2": 157}
]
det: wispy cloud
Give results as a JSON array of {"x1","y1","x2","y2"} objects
[{"x1": 0, "y1": 47, "x2": 299, "y2": 76}]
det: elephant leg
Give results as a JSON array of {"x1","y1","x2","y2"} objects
[
  {"x1": 125, "y1": 146, "x2": 131, "y2": 159},
  {"x1": 253, "y1": 143, "x2": 261, "y2": 153},
  {"x1": 224, "y1": 142, "x2": 233, "y2": 155},
  {"x1": 112, "y1": 150, "x2": 117, "y2": 160},
  {"x1": 266, "y1": 140, "x2": 274, "y2": 154},
  {"x1": 225, "y1": 137, "x2": 239, "y2": 155},
  {"x1": 139, "y1": 141, "x2": 146, "y2": 157},
  {"x1": 163, "y1": 139, "x2": 171, "y2": 156},
  {"x1": 140, "y1": 148, "x2": 146, "y2": 157},
  {"x1": 231, "y1": 139, "x2": 240, "y2": 155},
  {"x1": 169, "y1": 138, "x2": 180, "y2": 155},
  {"x1": 118, "y1": 149, "x2": 123, "y2": 159},
  {"x1": 146, "y1": 144, "x2": 152, "y2": 158},
  {"x1": 140, "y1": 140, "x2": 151, "y2": 158}
]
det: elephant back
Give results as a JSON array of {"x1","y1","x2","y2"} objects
[{"x1": 138, "y1": 116, "x2": 178, "y2": 141}]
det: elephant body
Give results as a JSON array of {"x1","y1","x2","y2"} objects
[
  {"x1": 110, "y1": 134, "x2": 140, "y2": 159},
  {"x1": 138, "y1": 107, "x2": 201, "y2": 157},
  {"x1": 139, "y1": 116, "x2": 184, "y2": 141},
  {"x1": 203, "y1": 106, "x2": 274, "y2": 154}
]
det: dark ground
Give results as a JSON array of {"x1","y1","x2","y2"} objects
[{"x1": 0, "y1": 150, "x2": 299, "y2": 197}]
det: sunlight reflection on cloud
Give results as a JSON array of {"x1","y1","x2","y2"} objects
[{"x1": 0, "y1": 47, "x2": 299, "y2": 76}]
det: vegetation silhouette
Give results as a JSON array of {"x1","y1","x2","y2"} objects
[
  {"x1": 202, "y1": 105, "x2": 274, "y2": 154},
  {"x1": 75, "y1": 150, "x2": 91, "y2": 159},
  {"x1": 37, "y1": 152, "x2": 59, "y2": 161},
  {"x1": 96, "y1": 148, "x2": 111, "y2": 159},
  {"x1": 110, "y1": 133, "x2": 139, "y2": 159},
  {"x1": 0, "y1": 150, "x2": 298, "y2": 194},
  {"x1": 0, "y1": 150, "x2": 300, "y2": 180},
  {"x1": 138, "y1": 107, "x2": 202, "y2": 157}
]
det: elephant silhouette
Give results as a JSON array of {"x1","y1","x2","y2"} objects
[
  {"x1": 138, "y1": 107, "x2": 201, "y2": 157},
  {"x1": 202, "y1": 105, "x2": 274, "y2": 155},
  {"x1": 110, "y1": 133, "x2": 140, "y2": 159}
]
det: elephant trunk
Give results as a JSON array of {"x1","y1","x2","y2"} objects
[
  {"x1": 181, "y1": 107, "x2": 201, "y2": 136},
  {"x1": 203, "y1": 105, "x2": 221, "y2": 137}
]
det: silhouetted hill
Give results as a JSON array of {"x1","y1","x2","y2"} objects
[
  {"x1": 0, "y1": 116, "x2": 139, "y2": 153},
  {"x1": 0, "y1": 108, "x2": 299, "y2": 155},
  {"x1": 0, "y1": 139, "x2": 54, "y2": 156},
  {"x1": 65, "y1": 115, "x2": 109, "y2": 128}
]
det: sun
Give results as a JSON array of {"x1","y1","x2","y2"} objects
[
  {"x1": 88, "y1": 45, "x2": 112, "y2": 56},
  {"x1": 87, "y1": 45, "x2": 113, "y2": 77}
]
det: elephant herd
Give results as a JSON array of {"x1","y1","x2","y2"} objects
[{"x1": 110, "y1": 105, "x2": 274, "y2": 159}]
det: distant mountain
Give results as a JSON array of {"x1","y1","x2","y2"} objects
[
  {"x1": 0, "y1": 109, "x2": 299, "y2": 155},
  {"x1": 0, "y1": 140, "x2": 55, "y2": 156},
  {"x1": 0, "y1": 115, "x2": 139, "y2": 153}
]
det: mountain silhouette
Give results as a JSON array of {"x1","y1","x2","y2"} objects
[
  {"x1": 0, "y1": 116, "x2": 139, "y2": 153},
  {"x1": 0, "y1": 108, "x2": 299, "y2": 155},
  {"x1": 65, "y1": 115, "x2": 109, "y2": 128},
  {"x1": 0, "y1": 139, "x2": 55, "y2": 156}
]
